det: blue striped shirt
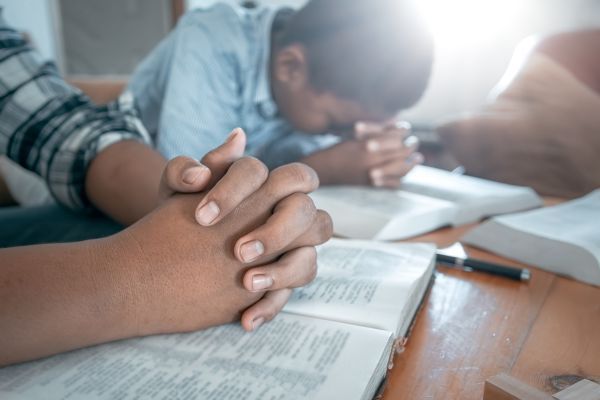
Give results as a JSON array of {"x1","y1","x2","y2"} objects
[{"x1": 127, "y1": 4, "x2": 337, "y2": 169}]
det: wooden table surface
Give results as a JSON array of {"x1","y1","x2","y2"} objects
[{"x1": 381, "y1": 223, "x2": 600, "y2": 399}]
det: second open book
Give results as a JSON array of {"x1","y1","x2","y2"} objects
[
  {"x1": 311, "y1": 166, "x2": 543, "y2": 240},
  {"x1": 0, "y1": 239, "x2": 436, "y2": 400},
  {"x1": 463, "y1": 189, "x2": 600, "y2": 286}
]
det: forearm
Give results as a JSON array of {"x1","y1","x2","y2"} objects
[
  {"x1": 300, "y1": 153, "x2": 339, "y2": 186},
  {"x1": 0, "y1": 236, "x2": 139, "y2": 366},
  {"x1": 85, "y1": 140, "x2": 167, "y2": 225}
]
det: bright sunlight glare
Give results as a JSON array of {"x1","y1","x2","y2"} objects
[{"x1": 417, "y1": 0, "x2": 526, "y2": 47}]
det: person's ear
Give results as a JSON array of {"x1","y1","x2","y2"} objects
[{"x1": 273, "y1": 44, "x2": 308, "y2": 88}]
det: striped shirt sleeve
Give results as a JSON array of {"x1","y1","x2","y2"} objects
[{"x1": 0, "y1": 18, "x2": 151, "y2": 210}]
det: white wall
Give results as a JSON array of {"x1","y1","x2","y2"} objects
[
  {"x1": 59, "y1": 0, "x2": 171, "y2": 75},
  {"x1": 403, "y1": 0, "x2": 600, "y2": 124},
  {"x1": 0, "y1": 0, "x2": 60, "y2": 63},
  {"x1": 2, "y1": 0, "x2": 599, "y2": 123},
  {"x1": 186, "y1": 0, "x2": 307, "y2": 9}
]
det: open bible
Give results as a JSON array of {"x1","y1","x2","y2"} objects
[
  {"x1": 0, "y1": 239, "x2": 436, "y2": 400},
  {"x1": 311, "y1": 166, "x2": 543, "y2": 240}
]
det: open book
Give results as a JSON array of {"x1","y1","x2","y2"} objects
[
  {"x1": 463, "y1": 189, "x2": 600, "y2": 286},
  {"x1": 0, "y1": 239, "x2": 436, "y2": 400},
  {"x1": 310, "y1": 166, "x2": 543, "y2": 240}
]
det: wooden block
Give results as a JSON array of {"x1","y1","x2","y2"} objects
[
  {"x1": 484, "y1": 373, "x2": 553, "y2": 400},
  {"x1": 553, "y1": 379, "x2": 600, "y2": 400}
]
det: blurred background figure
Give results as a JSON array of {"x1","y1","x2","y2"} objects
[
  {"x1": 437, "y1": 29, "x2": 600, "y2": 198},
  {"x1": 1, "y1": 0, "x2": 599, "y2": 205}
]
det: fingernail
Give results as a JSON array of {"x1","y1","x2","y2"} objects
[
  {"x1": 239, "y1": 240, "x2": 265, "y2": 263},
  {"x1": 196, "y1": 201, "x2": 220, "y2": 226},
  {"x1": 370, "y1": 168, "x2": 384, "y2": 180},
  {"x1": 182, "y1": 166, "x2": 208, "y2": 185},
  {"x1": 226, "y1": 127, "x2": 242, "y2": 143},
  {"x1": 251, "y1": 274, "x2": 273, "y2": 291},
  {"x1": 409, "y1": 152, "x2": 425, "y2": 165},
  {"x1": 403, "y1": 135, "x2": 419, "y2": 149},
  {"x1": 366, "y1": 139, "x2": 380, "y2": 152},
  {"x1": 252, "y1": 317, "x2": 265, "y2": 331}
]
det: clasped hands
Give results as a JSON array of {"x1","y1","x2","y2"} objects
[
  {"x1": 301, "y1": 120, "x2": 423, "y2": 188},
  {"x1": 112, "y1": 128, "x2": 332, "y2": 337}
]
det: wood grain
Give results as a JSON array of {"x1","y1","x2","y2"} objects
[
  {"x1": 382, "y1": 265, "x2": 554, "y2": 399},
  {"x1": 510, "y1": 278, "x2": 600, "y2": 393},
  {"x1": 380, "y1": 218, "x2": 600, "y2": 400}
]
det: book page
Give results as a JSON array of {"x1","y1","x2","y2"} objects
[
  {"x1": 310, "y1": 186, "x2": 455, "y2": 240},
  {"x1": 284, "y1": 239, "x2": 436, "y2": 337},
  {"x1": 401, "y1": 166, "x2": 542, "y2": 224},
  {"x1": 0, "y1": 314, "x2": 393, "y2": 400},
  {"x1": 464, "y1": 189, "x2": 600, "y2": 285}
]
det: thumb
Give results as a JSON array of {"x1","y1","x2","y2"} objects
[
  {"x1": 158, "y1": 156, "x2": 212, "y2": 203},
  {"x1": 201, "y1": 127, "x2": 247, "y2": 184}
]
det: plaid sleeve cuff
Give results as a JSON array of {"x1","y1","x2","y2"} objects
[
  {"x1": 44, "y1": 92, "x2": 152, "y2": 211},
  {"x1": 1, "y1": 18, "x2": 151, "y2": 211}
]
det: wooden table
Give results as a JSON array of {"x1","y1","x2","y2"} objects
[{"x1": 381, "y1": 223, "x2": 600, "y2": 399}]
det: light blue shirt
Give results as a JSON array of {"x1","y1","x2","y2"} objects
[{"x1": 127, "y1": 3, "x2": 338, "y2": 168}]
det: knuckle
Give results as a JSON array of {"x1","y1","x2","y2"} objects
[
  {"x1": 213, "y1": 158, "x2": 268, "y2": 206},
  {"x1": 280, "y1": 247, "x2": 317, "y2": 285},
  {"x1": 201, "y1": 148, "x2": 221, "y2": 166},
  {"x1": 237, "y1": 156, "x2": 269, "y2": 181},
  {"x1": 166, "y1": 156, "x2": 187, "y2": 174},
  {"x1": 262, "y1": 306, "x2": 278, "y2": 322},
  {"x1": 290, "y1": 193, "x2": 317, "y2": 219},
  {"x1": 316, "y1": 210, "x2": 334, "y2": 242},
  {"x1": 169, "y1": 155, "x2": 190, "y2": 167},
  {"x1": 259, "y1": 225, "x2": 288, "y2": 253},
  {"x1": 308, "y1": 165, "x2": 320, "y2": 188},
  {"x1": 277, "y1": 163, "x2": 319, "y2": 190}
]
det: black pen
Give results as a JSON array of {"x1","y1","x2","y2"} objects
[{"x1": 436, "y1": 253, "x2": 531, "y2": 281}]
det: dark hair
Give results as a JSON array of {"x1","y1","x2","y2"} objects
[{"x1": 277, "y1": 0, "x2": 434, "y2": 114}]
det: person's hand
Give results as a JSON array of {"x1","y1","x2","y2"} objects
[
  {"x1": 112, "y1": 161, "x2": 331, "y2": 336},
  {"x1": 157, "y1": 128, "x2": 247, "y2": 206},
  {"x1": 301, "y1": 121, "x2": 423, "y2": 188},
  {"x1": 354, "y1": 121, "x2": 424, "y2": 187},
  {"x1": 145, "y1": 128, "x2": 333, "y2": 331}
]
